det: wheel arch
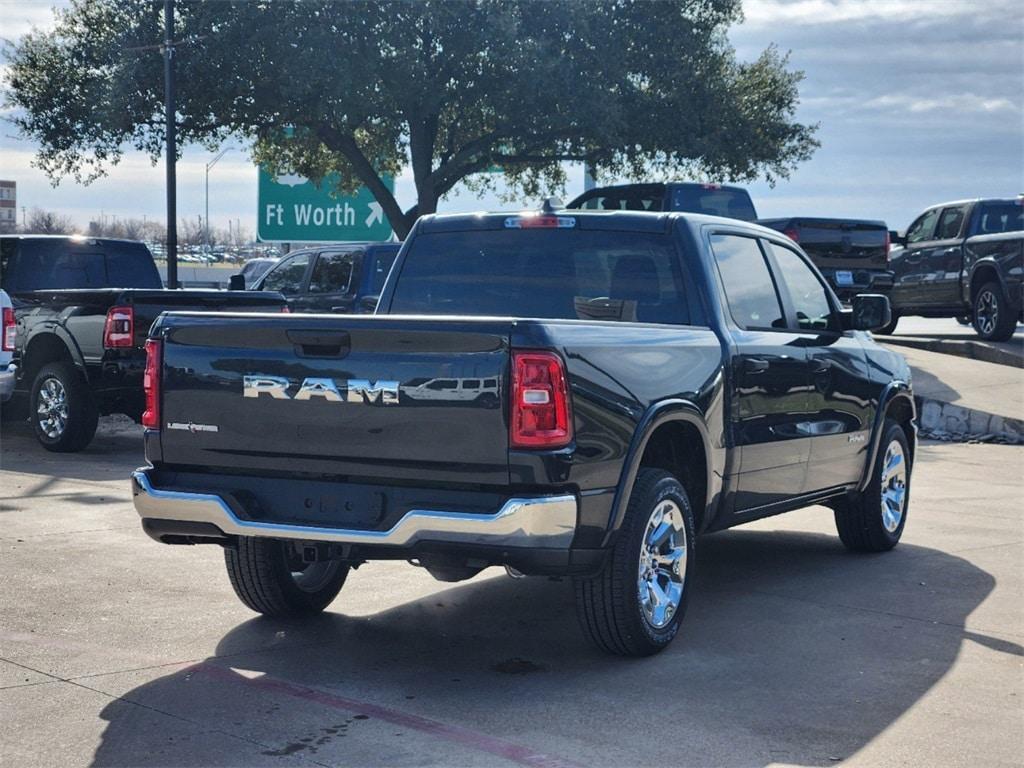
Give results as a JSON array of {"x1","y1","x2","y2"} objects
[
  {"x1": 21, "y1": 329, "x2": 86, "y2": 385},
  {"x1": 968, "y1": 261, "x2": 1004, "y2": 302},
  {"x1": 858, "y1": 382, "x2": 916, "y2": 492},
  {"x1": 604, "y1": 400, "x2": 719, "y2": 546}
]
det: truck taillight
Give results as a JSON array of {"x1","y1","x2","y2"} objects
[
  {"x1": 1, "y1": 307, "x2": 14, "y2": 352},
  {"x1": 884, "y1": 229, "x2": 891, "y2": 258},
  {"x1": 783, "y1": 227, "x2": 800, "y2": 243},
  {"x1": 103, "y1": 306, "x2": 134, "y2": 348},
  {"x1": 141, "y1": 339, "x2": 162, "y2": 429},
  {"x1": 510, "y1": 350, "x2": 572, "y2": 449}
]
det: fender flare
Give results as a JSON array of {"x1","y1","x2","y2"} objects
[
  {"x1": 858, "y1": 381, "x2": 916, "y2": 492},
  {"x1": 603, "y1": 399, "x2": 718, "y2": 546},
  {"x1": 965, "y1": 258, "x2": 1007, "y2": 304},
  {"x1": 21, "y1": 326, "x2": 88, "y2": 383}
]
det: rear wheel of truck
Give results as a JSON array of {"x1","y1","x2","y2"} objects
[
  {"x1": 30, "y1": 362, "x2": 98, "y2": 453},
  {"x1": 834, "y1": 419, "x2": 911, "y2": 552},
  {"x1": 224, "y1": 537, "x2": 349, "y2": 618},
  {"x1": 972, "y1": 282, "x2": 1017, "y2": 342},
  {"x1": 574, "y1": 468, "x2": 696, "y2": 657}
]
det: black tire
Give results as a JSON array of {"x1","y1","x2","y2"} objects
[
  {"x1": 225, "y1": 537, "x2": 349, "y2": 618},
  {"x1": 834, "y1": 420, "x2": 911, "y2": 552},
  {"x1": 873, "y1": 311, "x2": 900, "y2": 336},
  {"x1": 30, "y1": 361, "x2": 98, "y2": 452},
  {"x1": 972, "y1": 281, "x2": 1017, "y2": 342},
  {"x1": 574, "y1": 468, "x2": 696, "y2": 657}
]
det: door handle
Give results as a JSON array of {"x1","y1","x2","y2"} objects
[
  {"x1": 744, "y1": 358, "x2": 769, "y2": 374},
  {"x1": 812, "y1": 359, "x2": 832, "y2": 374}
]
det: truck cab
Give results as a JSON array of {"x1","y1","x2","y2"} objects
[{"x1": 252, "y1": 242, "x2": 400, "y2": 313}]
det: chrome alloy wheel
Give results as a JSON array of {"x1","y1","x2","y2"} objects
[
  {"x1": 976, "y1": 289, "x2": 999, "y2": 337},
  {"x1": 880, "y1": 440, "x2": 908, "y2": 533},
  {"x1": 36, "y1": 377, "x2": 69, "y2": 440},
  {"x1": 638, "y1": 499, "x2": 687, "y2": 629}
]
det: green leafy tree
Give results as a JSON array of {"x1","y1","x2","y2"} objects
[{"x1": 5, "y1": 0, "x2": 817, "y2": 238}]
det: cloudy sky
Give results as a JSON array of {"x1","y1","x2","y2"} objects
[{"x1": 1, "y1": 0, "x2": 1022, "y2": 236}]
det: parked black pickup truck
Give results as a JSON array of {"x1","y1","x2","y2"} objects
[
  {"x1": 882, "y1": 198, "x2": 1023, "y2": 340},
  {"x1": 0, "y1": 235, "x2": 286, "y2": 451},
  {"x1": 132, "y1": 207, "x2": 915, "y2": 656},
  {"x1": 240, "y1": 241, "x2": 400, "y2": 313},
  {"x1": 758, "y1": 217, "x2": 891, "y2": 301}
]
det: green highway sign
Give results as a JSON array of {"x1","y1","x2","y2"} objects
[{"x1": 257, "y1": 167, "x2": 394, "y2": 242}]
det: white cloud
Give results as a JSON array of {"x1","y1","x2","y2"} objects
[
  {"x1": 742, "y1": 0, "x2": 985, "y2": 27},
  {"x1": 0, "y1": 1, "x2": 67, "y2": 40}
]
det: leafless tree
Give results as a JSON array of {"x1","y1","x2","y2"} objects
[{"x1": 26, "y1": 208, "x2": 77, "y2": 234}]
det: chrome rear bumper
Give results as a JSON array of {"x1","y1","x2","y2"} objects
[{"x1": 131, "y1": 469, "x2": 577, "y2": 549}]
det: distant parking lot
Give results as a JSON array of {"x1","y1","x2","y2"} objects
[{"x1": 1, "y1": 418, "x2": 1021, "y2": 767}]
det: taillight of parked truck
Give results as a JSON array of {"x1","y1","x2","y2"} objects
[
  {"x1": 783, "y1": 227, "x2": 800, "y2": 243},
  {"x1": 141, "y1": 339, "x2": 162, "y2": 429},
  {"x1": 103, "y1": 306, "x2": 134, "y2": 348},
  {"x1": 884, "y1": 229, "x2": 891, "y2": 258},
  {"x1": 510, "y1": 350, "x2": 573, "y2": 449},
  {"x1": 2, "y1": 307, "x2": 15, "y2": 351}
]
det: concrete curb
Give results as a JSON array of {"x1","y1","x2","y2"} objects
[
  {"x1": 883, "y1": 335, "x2": 1022, "y2": 368},
  {"x1": 915, "y1": 395, "x2": 1023, "y2": 445}
]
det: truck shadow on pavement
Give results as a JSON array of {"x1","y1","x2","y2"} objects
[{"x1": 91, "y1": 530, "x2": 1018, "y2": 767}]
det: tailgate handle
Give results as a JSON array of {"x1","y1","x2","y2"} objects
[{"x1": 286, "y1": 330, "x2": 351, "y2": 358}]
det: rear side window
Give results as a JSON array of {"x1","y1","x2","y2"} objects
[
  {"x1": 0, "y1": 238, "x2": 16, "y2": 289},
  {"x1": 671, "y1": 187, "x2": 757, "y2": 221},
  {"x1": 936, "y1": 206, "x2": 967, "y2": 240},
  {"x1": 368, "y1": 250, "x2": 397, "y2": 294},
  {"x1": 573, "y1": 188, "x2": 665, "y2": 211},
  {"x1": 389, "y1": 229, "x2": 691, "y2": 325},
  {"x1": 309, "y1": 251, "x2": 354, "y2": 294},
  {"x1": 2, "y1": 239, "x2": 161, "y2": 291},
  {"x1": 906, "y1": 209, "x2": 940, "y2": 244},
  {"x1": 260, "y1": 252, "x2": 311, "y2": 295},
  {"x1": 709, "y1": 234, "x2": 785, "y2": 330},
  {"x1": 974, "y1": 202, "x2": 1024, "y2": 234}
]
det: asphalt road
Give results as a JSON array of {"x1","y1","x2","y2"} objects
[{"x1": 1, "y1": 419, "x2": 1021, "y2": 768}]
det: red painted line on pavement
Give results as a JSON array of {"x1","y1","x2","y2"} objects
[{"x1": 194, "y1": 662, "x2": 581, "y2": 768}]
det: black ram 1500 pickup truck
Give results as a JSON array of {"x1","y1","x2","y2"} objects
[
  {"x1": 0, "y1": 235, "x2": 287, "y2": 451},
  {"x1": 132, "y1": 207, "x2": 915, "y2": 656},
  {"x1": 882, "y1": 198, "x2": 1023, "y2": 340}
]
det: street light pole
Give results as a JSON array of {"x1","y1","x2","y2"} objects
[
  {"x1": 205, "y1": 147, "x2": 233, "y2": 254},
  {"x1": 163, "y1": 0, "x2": 178, "y2": 289}
]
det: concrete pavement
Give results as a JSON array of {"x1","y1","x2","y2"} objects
[
  {"x1": 878, "y1": 342, "x2": 1024, "y2": 442},
  {"x1": 1, "y1": 419, "x2": 1022, "y2": 767},
  {"x1": 882, "y1": 317, "x2": 1023, "y2": 368}
]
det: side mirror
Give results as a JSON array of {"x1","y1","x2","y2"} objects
[
  {"x1": 851, "y1": 294, "x2": 892, "y2": 332},
  {"x1": 228, "y1": 274, "x2": 246, "y2": 291},
  {"x1": 888, "y1": 230, "x2": 905, "y2": 247}
]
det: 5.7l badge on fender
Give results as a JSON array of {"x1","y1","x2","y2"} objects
[{"x1": 243, "y1": 375, "x2": 400, "y2": 405}]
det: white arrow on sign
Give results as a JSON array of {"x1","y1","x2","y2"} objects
[{"x1": 365, "y1": 202, "x2": 384, "y2": 228}]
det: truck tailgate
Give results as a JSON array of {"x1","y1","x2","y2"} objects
[{"x1": 155, "y1": 314, "x2": 512, "y2": 485}]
